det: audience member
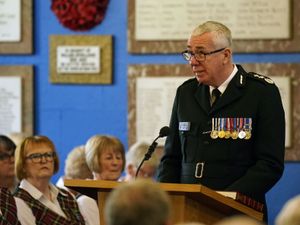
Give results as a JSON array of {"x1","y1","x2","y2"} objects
[
  {"x1": 14, "y1": 135, "x2": 85, "y2": 225},
  {"x1": 56, "y1": 145, "x2": 93, "y2": 191},
  {"x1": 0, "y1": 187, "x2": 22, "y2": 225},
  {"x1": 77, "y1": 135, "x2": 125, "y2": 225},
  {"x1": 0, "y1": 135, "x2": 17, "y2": 191},
  {"x1": 275, "y1": 195, "x2": 300, "y2": 225},
  {"x1": 121, "y1": 141, "x2": 160, "y2": 181},
  {"x1": 214, "y1": 215, "x2": 265, "y2": 225},
  {"x1": 104, "y1": 179, "x2": 172, "y2": 225}
]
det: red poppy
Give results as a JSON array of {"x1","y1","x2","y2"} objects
[{"x1": 51, "y1": 0, "x2": 109, "y2": 31}]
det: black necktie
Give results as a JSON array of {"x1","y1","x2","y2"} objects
[{"x1": 211, "y1": 88, "x2": 221, "y2": 106}]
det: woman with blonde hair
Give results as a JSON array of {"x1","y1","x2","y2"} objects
[{"x1": 77, "y1": 135, "x2": 125, "y2": 225}]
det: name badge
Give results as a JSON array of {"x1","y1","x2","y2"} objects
[{"x1": 179, "y1": 122, "x2": 190, "y2": 131}]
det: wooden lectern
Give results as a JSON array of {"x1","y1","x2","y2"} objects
[{"x1": 64, "y1": 179, "x2": 263, "y2": 225}]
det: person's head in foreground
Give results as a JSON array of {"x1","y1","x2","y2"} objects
[
  {"x1": 104, "y1": 179, "x2": 172, "y2": 225},
  {"x1": 214, "y1": 215, "x2": 265, "y2": 225},
  {"x1": 275, "y1": 195, "x2": 300, "y2": 225}
]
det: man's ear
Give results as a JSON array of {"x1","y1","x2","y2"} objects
[{"x1": 223, "y1": 48, "x2": 232, "y2": 64}]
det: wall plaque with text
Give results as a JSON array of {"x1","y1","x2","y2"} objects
[
  {"x1": 0, "y1": 0, "x2": 32, "y2": 54},
  {"x1": 0, "y1": 76, "x2": 22, "y2": 134},
  {"x1": 0, "y1": 66, "x2": 33, "y2": 138},
  {"x1": 128, "y1": 0, "x2": 300, "y2": 53},
  {"x1": 50, "y1": 35, "x2": 112, "y2": 84},
  {"x1": 57, "y1": 46, "x2": 100, "y2": 74},
  {"x1": 0, "y1": 0, "x2": 21, "y2": 42},
  {"x1": 135, "y1": 0, "x2": 290, "y2": 41}
]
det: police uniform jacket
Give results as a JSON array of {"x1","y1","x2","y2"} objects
[{"x1": 156, "y1": 65, "x2": 285, "y2": 204}]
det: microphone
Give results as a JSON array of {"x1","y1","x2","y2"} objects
[
  {"x1": 135, "y1": 126, "x2": 170, "y2": 179},
  {"x1": 158, "y1": 126, "x2": 171, "y2": 138}
]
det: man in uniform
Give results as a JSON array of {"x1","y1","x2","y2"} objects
[{"x1": 156, "y1": 21, "x2": 285, "y2": 221}]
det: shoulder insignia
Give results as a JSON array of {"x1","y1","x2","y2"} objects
[{"x1": 248, "y1": 72, "x2": 274, "y2": 85}]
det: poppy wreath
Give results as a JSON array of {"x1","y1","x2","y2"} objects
[{"x1": 51, "y1": 0, "x2": 109, "y2": 31}]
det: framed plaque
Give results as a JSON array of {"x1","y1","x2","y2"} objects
[
  {"x1": 0, "y1": 0, "x2": 33, "y2": 54},
  {"x1": 50, "y1": 35, "x2": 113, "y2": 84},
  {"x1": 128, "y1": 0, "x2": 299, "y2": 53},
  {"x1": 0, "y1": 66, "x2": 34, "y2": 138}
]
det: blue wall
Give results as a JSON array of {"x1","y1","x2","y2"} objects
[{"x1": 0, "y1": 1, "x2": 300, "y2": 224}]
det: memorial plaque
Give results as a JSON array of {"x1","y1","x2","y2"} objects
[
  {"x1": 0, "y1": 66, "x2": 34, "y2": 138},
  {"x1": 0, "y1": 77, "x2": 22, "y2": 134},
  {"x1": 135, "y1": 0, "x2": 290, "y2": 41},
  {"x1": 128, "y1": 0, "x2": 300, "y2": 53},
  {"x1": 0, "y1": 0, "x2": 21, "y2": 42},
  {"x1": 50, "y1": 35, "x2": 112, "y2": 84},
  {"x1": 0, "y1": 0, "x2": 32, "y2": 54},
  {"x1": 57, "y1": 46, "x2": 100, "y2": 74}
]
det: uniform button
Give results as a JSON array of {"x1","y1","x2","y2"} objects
[{"x1": 204, "y1": 141, "x2": 209, "y2": 145}]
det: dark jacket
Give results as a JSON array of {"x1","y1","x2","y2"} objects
[{"x1": 156, "y1": 65, "x2": 285, "y2": 205}]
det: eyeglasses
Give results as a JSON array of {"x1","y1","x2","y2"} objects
[
  {"x1": 25, "y1": 152, "x2": 56, "y2": 163},
  {"x1": 0, "y1": 150, "x2": 15, "y2": 162},
  {"x1": 181, "y1": 47, "x2": 226, "y2": 62}
]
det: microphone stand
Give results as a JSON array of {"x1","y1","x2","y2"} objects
[
  {"x1": 135, "y1": 137, "x2": 159, "y2": 179},
  {"x1": 134, "y1": 126, "x2": 170, "y2": 179}
]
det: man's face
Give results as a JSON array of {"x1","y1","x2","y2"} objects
[{"x1": 186, "y1": 32, "x2": 228, "y2": 87}]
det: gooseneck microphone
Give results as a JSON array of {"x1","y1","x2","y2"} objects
[{"x1": 135, "y1": 126, "x2": 171, "y2": 179}]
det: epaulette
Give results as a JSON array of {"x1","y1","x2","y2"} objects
[{"x1": 247, "y1": 72, "x2": 274, "y2": 85}]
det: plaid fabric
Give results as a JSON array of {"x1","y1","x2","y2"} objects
[
  {"x1": 14, "y1": 187, "x2": 85, "y2": 225},
  {"x1": 0, "y1": 188, "x2": 21, "y2": 225}
]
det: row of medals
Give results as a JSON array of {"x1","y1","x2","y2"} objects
[{"x1": 210, "y1": 117, "x2": 252, "y2": 139}]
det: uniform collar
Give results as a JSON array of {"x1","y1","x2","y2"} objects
[{"x1": 209, "y1": 65, "x2": 238, "y2": 96}]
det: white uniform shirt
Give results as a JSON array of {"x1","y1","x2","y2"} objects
[
  {"x1": 77, "y1": 195, "x2": 100, "y2": 225},
  {"x1": 15, "y1": 179, "x2": 68, "y2": 225}
]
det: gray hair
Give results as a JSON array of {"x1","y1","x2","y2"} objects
[
  {"x1": 105, "y1": 179, "x2": 171, "y2": 225},
  {"x1": 64, "y1": 145, "x2": 93, "y2": 179},
  {"x1": 191, "y1": 21, "x2": 232, "y2": 48},
  {"x1": 126, "y1": 141, "x2": 160, "y2": 168}
]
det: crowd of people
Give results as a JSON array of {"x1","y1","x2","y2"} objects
[
  {"x1": 0, "y1": 19, "x2": 293, "y2": 225},
  {"x1": 0, "y1": 133, "x2": 296, "y2": 225}
]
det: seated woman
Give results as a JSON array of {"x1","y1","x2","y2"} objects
[
  {"x1": 77, "y1": 135, "x2": 125, "y2": 225},
  {"x1": 56, "y1": 145, "x2": 93, "y2": 193},
  {"x1": 14, "y1": 135, "x2": 85, "y2": 225},
  {"x1": 0, "y1": 135, "x2": 18, "y2": 192},
  {"x1": 0, "y1": 187, "x2": 21, "y2": 225}
]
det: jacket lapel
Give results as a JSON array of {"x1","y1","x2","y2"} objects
[
  {"x1": 194, "y1": 84, "x2": 211, "y2": 114},
  {"x1": 210, "y1": 71, "x2": 245, "y2": 113}
]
